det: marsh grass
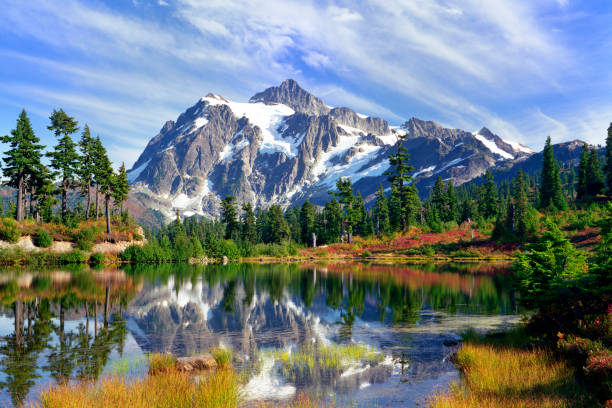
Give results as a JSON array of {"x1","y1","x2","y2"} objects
[
  {"x1": 210, "y1": 347, "x2": 233, "y2": 368},
  {"x1": 147, "y1": 352, "x2": 177, "y2": 375},
  {"x1": 271, "y1": 343, "x2": 384, "y2": 384},
  {"x1": 428, "y1": 340, "x2": 596, "y2": 408},
  {"x1": 39, "y1": 368, "x2": 241, "y2": 408}
]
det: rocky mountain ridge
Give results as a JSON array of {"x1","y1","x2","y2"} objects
[{"x1": 127, "y1": 79, "x2": 533, "y2": 220}]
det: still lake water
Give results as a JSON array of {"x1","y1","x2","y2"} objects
[{"x1": 0, "y1": 262, "x2": 521, "y2": 407}]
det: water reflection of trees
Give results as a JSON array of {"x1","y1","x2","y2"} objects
[
  {"x1": 125, "y1": 261, "x2": 516, "y2": 323},
  {"x1": 0, "y1": 269, "x2": 139, "y2": 406}
]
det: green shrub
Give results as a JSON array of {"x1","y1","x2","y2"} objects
[
  {"x1": 34, "y1": 229, "x2": 53, "y2": 248},
  {"x1": 422, "y1": 246, "x2": 435, "y2": 256},
  {"x1": 59, "y1": 249, "x2": 87, "y2": 264},
  {"x1": 361, "y1": 250, "x2": 371, "y2": 258},
  {"x1": 74, "y1": 226, "x2": 100, "y2": 251},
  {"x1": 89, "y1": 252, "x2": 105, "y2": 264},
  {"x1": 132, "y1": 233, "x2": 143, "y2": 241},
  {"x1": 0, "y1": 218, "x2": 20, "y2": 243}
]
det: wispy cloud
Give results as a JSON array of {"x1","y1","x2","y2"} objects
[{"x1": 0, "y1": 0, "x2": 609, "y2": 168}]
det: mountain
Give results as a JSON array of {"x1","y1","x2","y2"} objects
[{"x1": 127, "y1": 79, "x2": 533, "y2": 221}]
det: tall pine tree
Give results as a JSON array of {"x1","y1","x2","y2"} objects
[
  {"x1": 478, "y1": 170, "x2": 499, "y2": 219},
  {"x1": 112, "y1": 163, "x2": 130, "y2": 215},
  {"x1": 1, "y1": 110, "x2": 45, "y2": 221},
  {"x1": 373, "y1": 184, "x2": 390, "y2": 236},
  {"x1": 576, "y1": 145, "x2": 589, "y2": 201},
  {"x1": 385, "y1": 135, "x2": 415, "y2": 231},
  {"x1": 586, "y1": 147, "x2": 604, "y2": 197},
  {"x1": 539, "y1": 136, "x2": 566, "y2": 210},
  {"x1": 299, "y1": 200, "x2": 315, "y2": 246},
  {"x1": 77, "y1": 125, "x2": 96, "y2": 219},
  {"x1": 47, "y1": 109, "x2": 79, "y2": 221}
]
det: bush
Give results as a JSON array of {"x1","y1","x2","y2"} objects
[
  {"x1": 74, "y1": 226, "x2": 101, "y2": 251},
  {"x1": 59, "y1": 249, "x2": 87, "y2": 264},
  {"x1": 34, "y1": 229, "x2": 53, "y2": 248},
  {"x1": 584, "y1": 349, "x2": 612, "y2": 397},
  {"x1": 0, "y1": 218, "x2": 20, "y2": 243},
  {"x1": 89, "y1": 252, "x2": 105, "y2": 264},
  {"x1": 360, "y1": 250, "x2": 371, "y2": 258}
]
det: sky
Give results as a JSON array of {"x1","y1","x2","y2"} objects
[{"x1": 0, "y1": 0, "x2": 611, "y2": 169}]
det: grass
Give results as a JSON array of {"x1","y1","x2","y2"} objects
[
  {"x1": 210, "y1": 347, "x2": 233, "y2": 368},
  {"x1": 39, "y1": 368, "x2": 241, "y2": 408},
  {"x1": 147, "y1": 353, "x2": 177, "y2": 375},
  {"x1": 428, "y1": 330, "x2": 597, "y2": 408}
]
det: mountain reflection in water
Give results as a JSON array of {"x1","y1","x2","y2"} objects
[{"x1": 0, "y1": 262, "x2": 520, "y2": 407}]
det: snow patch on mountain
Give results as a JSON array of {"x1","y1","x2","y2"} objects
[
  {"x1": 202, "y1": 94, "x2": 297, "y2": 157},
  {"x1": 473, "y1": 132, "x2": 514, "y2": 160}
]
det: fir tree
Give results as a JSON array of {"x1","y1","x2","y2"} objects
[
  {"x1": 539, "y1": 136, "x2": 566, "y2": 210},
  {"x1": 220, "y1": 196, "x2": 240, "y2": 240},
  {"x1": 1, "y1": 110, "x2": 45, "y2": 221},
  {"x1": 92, "y1": 136, "x2": 107, "y2": 219},
  {"x1": 333, "y1": 178, "x2": 356, "y2": 242},
  {"x1": 241, "y1": 203, "x2": 257, "y2": 244},
  {"x1": 94, "y1": 144, "x2": 115, "y2": 234},
  {"x1": 77, "y1": 125, "x2": 96, "y2": 219},
  {"x1": 478, "y1": 170, "x2": 499, "y2": 219},
  {"x1": 586, "y1": 147, "x2": 604, "y2": 197},
  {"x1": 445, "y1": 181, "x2": 458, "y2": 223},
  {"x1": 373, "y1": 184, "x2": 390, "y2": 235},
  {"x1": 576, "y1": 145, "x2": 589, "y2": 201},
  {"x1": 385, "y1": 136, "x2": 415, "y2": 230},
  {"x1": 47, "y1": 109, "x2": 79, "y2": 221},
  {"x1": 323, "y1": 198, "x2": 342, "y2": 243},
  {"x1": 388, "y1": 184, "x2": 402, "y2": 231},
  {"x1": 112, "y1": 163, "x2": 130, "y2": 215},
  {"x1": 299, "y1": 200, "x2": 315, "y2": 246},
  {"x1": 605, "y1": 123, "x2": 612, "y2": 196},
  {"x1": 430, "y1": 176, "x2": 446, "y2": 221}
]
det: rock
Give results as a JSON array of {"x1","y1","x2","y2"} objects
[
  {"x1": 176, "y1": 354, "x2": 217, "y2": 372},
  {"x1": 222, "y1": 256, "x2": 228, "y2": 265}
]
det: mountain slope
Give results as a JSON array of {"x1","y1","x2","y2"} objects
[{"x1": 127, "y1": 80, "x2": 533, "y2": 220}]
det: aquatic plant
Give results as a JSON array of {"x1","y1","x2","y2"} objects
[
  {"x1": 210, "y1": 347, "x2": 233, "y2": 368},
  {"x1": 147, "y1": 352, "x2": 177, "y2": 375}
]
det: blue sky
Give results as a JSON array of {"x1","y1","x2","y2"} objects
[{"x1": 1, "y1": 0, "x2": 611, "y2": 169}]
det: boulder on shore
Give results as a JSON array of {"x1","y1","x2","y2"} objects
[{"x1": 176, "y1": 353, "x2": 217, "y2": 372}]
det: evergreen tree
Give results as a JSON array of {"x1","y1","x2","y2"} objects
[
  {"x1": 333, "y1": 178, "x2": 356, "y2": 242},
  {"x1": 373, "y1": 184, "x2": 390, "y2": 235},
  {"x1": 508, "y1": 170, "x2": 530, "y2": 241},
  {"x1": 576, "y1": 145, "x2": 589, "y2": 201},
  {"x1": 92, "y1": 137, "x2": 107, "y2": 219},
  {"x1": 388, "y1": 184, "x2": 402, "y2": 231},
  {"x1": 539, "y1": 136, "x2": 566, "y2": 210},
  {"x1": 605, "y1": 123, "x2": 612, "y2": 196},
  {"x1": 267, "y1": 205, "x2": 290, "y2": 243},
  {"x1": 552, "y1": 162, "x2": 567, "y2": 210},
  {"x1": 586, "y1": 147, "x2": 604, "y2": 197},
  {"x1": 241, "y1": 203, "x2": 257, "y2": 244},
  {"x1": 445, "y1": 181, "x2": 458, "y2": 223},
  {"x1": 430, "y1": 176, "x2": 446, "y2": 221},
  {"x1": 32, "y1": 163, "x2": 57, "y2": 223},
  {"x1": 77, "y1": 125, "x2": 96, "y2": 219},
  {"x1": 220, "y1": 196, "x2": 240, "y2": 240},
  {"x1": 478, "y1": 170, "x2": 499, "y2": 219},
  {"x1": 95, "y1": 145, "x2": 115, "y2": 234},
  {"x1": 299, "y1": 200, "x2": 315, "y2": 246},
  {"x1": 47, "y1": 109, "x2": 79, "y2": 221},
  {"x1": 323, "y1": 198, "x2": 342, "y2": 243},
  {"x1": 385, "y1": 136, "x2": 415, "y2": 230},
  {"x1": 1, "y1": 110, "x2": 45, "y2": 221},
  {"x1": 354, "y1": 193, "x2": 368, "y2": 236},
  {"x1": 112, "y1": 163, "x2": 130, "y2": 214}
]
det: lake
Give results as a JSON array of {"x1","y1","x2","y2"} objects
[{"x1": 0, "y1": 262, "x2": 521, "y2": 407}]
